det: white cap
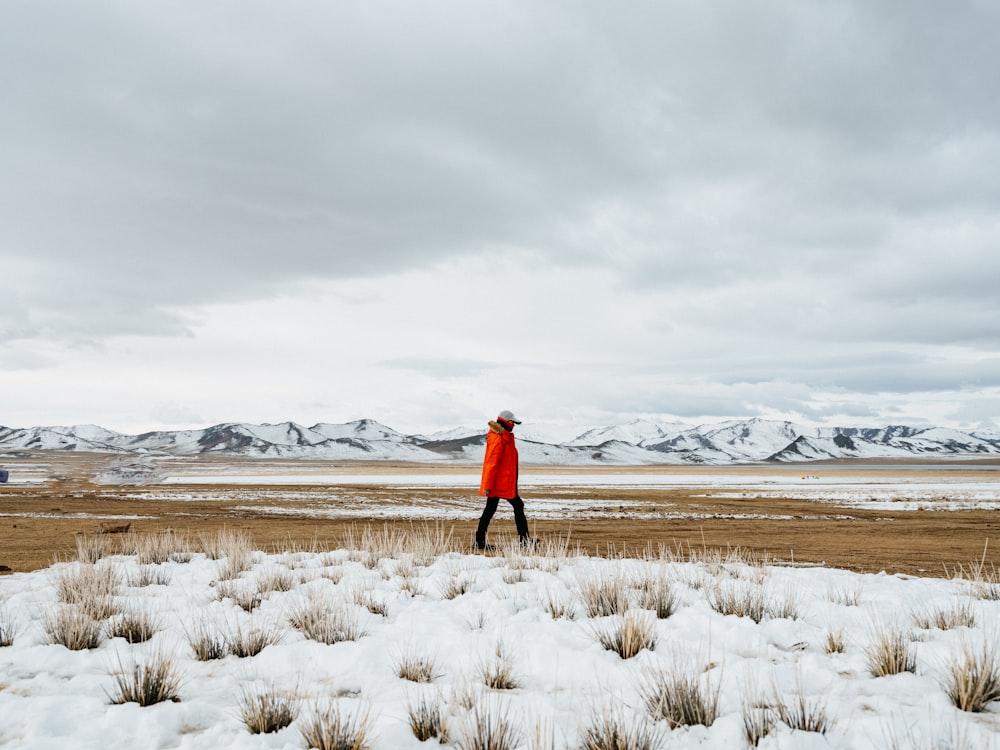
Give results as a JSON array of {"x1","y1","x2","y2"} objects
[{"x1": 498, "y1": 409, "x2": 522, "y2": 424}]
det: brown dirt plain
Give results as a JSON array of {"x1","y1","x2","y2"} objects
[{"x1": 2, "y1": 453, "x2": 1000, "y2": 577}]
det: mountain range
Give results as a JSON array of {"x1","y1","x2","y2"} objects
[{"x1": 2, "y1": 418, "x2": 1000, "y2": 465}]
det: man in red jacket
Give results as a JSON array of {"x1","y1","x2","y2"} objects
[{"x1": 475, "y1": 409, "x2": 535, "y2": 550}]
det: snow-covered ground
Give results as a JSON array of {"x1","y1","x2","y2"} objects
[{"x1": 1, "y1": 543, "x2": 999, "y2": 749}]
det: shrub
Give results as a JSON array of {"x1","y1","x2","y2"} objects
[
  {"x1": 238, "y1": 684, "x2": 298, "y2": 734},
  {"x1": 593, "y1": 611, "x2": 656, "y2": 659},
  {"x1": 639, "y1": 662, "x2": 719, "y2": 728},
  {"x1": 944, "y1": 639, "x2": 1000, "y2": 713},
  {"x1": 299, "y1": 701, "x2": 375, "y2": 750},
  {"x1": 107, "y1": 648, "x2": 183, "y2": 706}
]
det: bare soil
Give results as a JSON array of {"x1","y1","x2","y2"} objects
[{"x1": 2, "y1": 453, "x2": 999, "y2": 577}]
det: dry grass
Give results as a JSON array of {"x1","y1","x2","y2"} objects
[
  {"x1": 944, "y1": 639, "x2": 1000, "y2": 713},
  {"x1": 709, "y1": 579, "x2": 767, "y2": 623},
  {"x1": 740, "y1": 695, "x2": 775, "y2": 748},
  {"x1": 827, "y1": 581, "x2": 863, "y2": 606},
  {"x1": 42, "y1": 605, "x2": 104, "y2": 650},
  {"x1": 577, "y1": 569, "x2": 630, "y2": 617},
  {"x1": 215, "y1": 580, "x2": 262, "y2": 613},
  {"x1": 123, "y1": 531, "x2": 181, "y2": 565},
  {"x1": 456, "y1": 701, "x2": 522, "y2": 750},
  {"x1": 0, "y1": 609, "x2": 18, "y2": 647},
  {"x1": 238, "y1": 684, "x2": 299, "y2": 734},
  {"x1": 639, "y1": 661, "x2": 719, "y2": 728},
  {"x1": 106, "y1": 604, "x2": 160, "y2": 643},
  {"x1": 394, "y1": 648, "x2": 440, "y2": 683},
  {"x1": 633, "y1": 569, "x2": 677, "y2": 619},
  {"x1": 54, "y1": 563, "x2": 120, "y2": 611},
  {"x1": 912, "y1": 600, "x2": 976, "y2": 630},
  {"x1": 107, "y1": 648, "x2": 183, "y2": 706},
  {"x1": 772, "y1": 678, "x2": 834, "y2": 735},
  {"x1": 578, "y1": 705, "x2": 661, "y2": 750},
  {"x1": 185, "y1": 618, "x2": 228, "y2": 661},
  {"x1": 593, "y1": 611, "x2": 657, "y2": 659},
  {"x1": 75, "y1": 534, "x2": 110, "y2": 564},
  {"x1": 288, "y1": 595, "x2": 366, "y2": 644},
  {"x1": 480, "y1": 641, "x2": 520, "y2": 690},
  {"x1": 540, "y1": 587, "x2": 576, "y2": 620},
  {"x1": 227, "y1": 622, "x2": 284, "y2": 658},
  {"x1": 825, "y1": 626, "x2": 848, "y2": 654},
  {"x1": 255, "y1": 566, "x2": 296, "y2": 594},
  {"x1": 439, "y1": 573, "x2": 474, "y2": 600},
  {"x1": 299, "y1": 701, "x2": 375, "y2": 750},
  {"x1": 128, "y1": 564, "x2": 172, "y2": 587},
  {"x1": 406, "y1": 692, "x2": 449, "y2": 742},
  {"x1": 865, "y1": 623, "x2": 916, "y2": 677}
]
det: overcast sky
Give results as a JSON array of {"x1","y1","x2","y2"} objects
[{"x1": 3, "y1": 1, "x2": 1000, "y2": 436}]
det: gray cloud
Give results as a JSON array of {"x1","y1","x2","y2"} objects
[{"x1": 3, "y1": 0, "x2": 999, "y2": 430}]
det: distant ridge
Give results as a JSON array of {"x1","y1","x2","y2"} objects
[{"x1": 1, "y1": 418, "x2": 999, "y2": 465}]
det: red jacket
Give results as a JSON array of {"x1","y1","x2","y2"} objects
[{"x1": 479, "y1": 420, "x2": 518, "y2": 499}]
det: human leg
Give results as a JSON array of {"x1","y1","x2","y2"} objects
[{"x1": 475, "y1": 496, "x2": 500, "y2": 548}]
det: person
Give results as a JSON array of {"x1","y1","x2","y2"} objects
[{"x1": 475, "y1": 409, "x2": 536, "y2": 550}]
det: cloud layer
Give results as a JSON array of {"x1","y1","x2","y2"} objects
[{"x1": 2, "y1": 1, "x2": 999, "y2": 433}]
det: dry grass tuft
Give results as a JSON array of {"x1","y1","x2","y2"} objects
[
  {"x1": 227, "y1": 622, "x2": 283, "y2": 658},
  {"x1": 772, "y1": 679, "x2": 833, "y2": 735},
  {"x1": 457, "y1": 700, "x2": 522, "y2": 750},
  {"x1": 540, "y1": 587, "x2": 576, "y2": 620},
  {"x1": 480, "y1": 641, "x2": 520, "y2": 690},
  {"x1": 107, "y1": 648, "x2": 183, "y2": 706},
  {"x1": 54, "y1": 563, "x2": 120, "y2": 608},
  {"x1": 865, "y1": 623, "x2": 916, "y2": 677},
  {"x1": 825, "y1": 626, "x2": 848, "y2": 654},
  {"x1": 288, "y1": 595, "x2": 366, "y2": 644},
  {"x1": 394, "y1": 648, "x2": 440, "y2": 683},
  {"x1": 186, "y1": 618, "x2": 228, "y2": 661},
  {"x1": 299, "y1": 701, "x2": 375, "y2": 750},
  {"x1": 406, "y1": 692, "x2": 449, "y2": 742},
  {"x1": 577, "y1": 569, "x2": 630, "y2": 617},
  {"x1": 215, "y1": 581, "x2": 263, "y2": 613},
  {"x1": 827, "y1": 581, "x2": 863, "y2": 606},
  {"x1": 912, "y1": 601, "x2": 976, "y2": 631},
  {"x1": 593, "y1": 611, "x2": 657, "y2": 659},
  {"x1": 75, "y1": 534, "x2": 110, "y2": 564},
  {"x1": 106, "y1": 604, "x2": 160, "y2": 643},
  {"x1": 255, "y1": 567, "x2": 296, "y2": 594},
  {"x1": 944, "y1": 639, "x2": 1000, "y2": 713},
  {"x1": 238, "y1": 684, "x2": 299, "y2": 734},
  {"x1": 42, "y1": 605, "x2": 104, "y2": 650},
  {"x1": 439, "y1": 573, "x2": 474, "y2": 600},
  {"x1": 639, "y1": 661, "x2": 719, "y2": 728},
  {"x1": 0, "y1": 609, "x2": 18, "y2": 647},
  {"x1": 128, "y1": 564, "x2": 172, "y2": 587},
  {"x1": 634, "y1": 569, "x2": 677, "y2": 619},
  {"x1": 578, "y1": 705, "x2": 661, "y2": 750},
  {"x1": 709, "y1": 579, "x2": 767, "y2": 623}
]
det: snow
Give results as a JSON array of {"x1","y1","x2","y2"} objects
[{"x1": 1, "y1": 545, "x2": 998, "y2": 749}]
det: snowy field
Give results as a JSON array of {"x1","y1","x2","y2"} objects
[{"x1": 1, "y1": 535, "x2": 999, "y2": 749}]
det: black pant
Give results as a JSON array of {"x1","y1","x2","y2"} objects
[{"x1": 476, "y1": 495, "x2": 529, "y2": 546}]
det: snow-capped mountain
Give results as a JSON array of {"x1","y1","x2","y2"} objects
[{"x1": 1, "y1": 418, "x2": 999, "y2": 465}]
